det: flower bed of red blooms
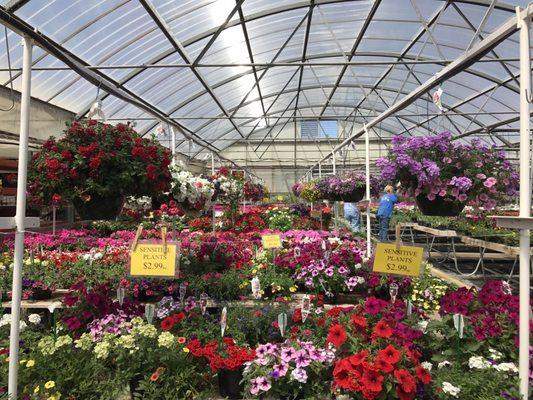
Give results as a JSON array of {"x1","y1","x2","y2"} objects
[
  {"x1": 28, "y1": 119, "x2": 171, "y2": 206},
  {"x1": 290, "y1": 298, "x2": 429, "y2": 400},
  {"x1": 187, "y1": 337, "x2": 256, "y2": 372}
]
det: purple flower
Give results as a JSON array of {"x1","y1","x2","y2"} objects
[{"x1": 272, "y1": 363, "x2": 288, "y2": 378}]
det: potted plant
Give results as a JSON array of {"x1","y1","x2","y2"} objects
[
  {"x1": 376, "y1": 132, "x2": 519, "y2": 216},
  {"x1": 28, "y1": 120, "x2": 172, "y2": 220},
  {"x1": 169, "y1": 167, "x2": 215, "y2": 215},
  {"x1": 241, "y1": 339, "x2": 335, "y2": 399},
  {"x1": 315, "y1": 172, "x2": 374, "y2": 202},
  {"x1": 187, "y1": 337, "x2": 256, "y2": 400}
]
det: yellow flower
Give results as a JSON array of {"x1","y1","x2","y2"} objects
[
  {"x1": 26, "y1": 359, "x2": 35, "y2": 368},
  {"x1": 251, "y1": 269, "x2": 257, "y2": 274},
  {"x1": 289, "y1": 286, "x2": 297, "y2": 293},
  {"x1": 44, "y1": 381, "x2": 55, "y2": 389},
  {"x1": 183, "y1": 347, "x2": 190, "y2": 353},
  {"x1": 34, "y1": 386, "x2": 40, "y2": 394},
  {"x1": 19, "y1": 359, "x2": 27, "y2": 365}
]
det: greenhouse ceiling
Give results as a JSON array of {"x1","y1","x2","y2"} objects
[{"x1": 0, "y1": 0, "x2": 530, "y2": 162}]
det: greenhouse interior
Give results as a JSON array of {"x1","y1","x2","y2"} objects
[{"x1": 0, "y1": 0, "x2": 532, "y2": 399}]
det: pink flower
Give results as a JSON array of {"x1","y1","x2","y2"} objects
[{"x1": 483, "y1": 177, "x2": 497, "y2": 188}]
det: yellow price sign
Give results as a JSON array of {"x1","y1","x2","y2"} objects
[
  {"x1": 130, "y1": 242, "x2": 178, "y2": 278},
  {"x1": 373, "y1": 242, "x2": 424, "y2": 277},
  {"x1": 276, "y1": 195, "x2": 284, "y2": 202},
  {"x1": 262, "y1": 234, "x2": 282, "y2": 249}
]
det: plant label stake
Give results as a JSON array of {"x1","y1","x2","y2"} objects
[
  {"x1": 144, "y1": 304, "x2": 155, "y2": 324},
  {"x1": 116, "y1": 287, "x2": 125, "y2": 306},
  {"x1": 407, "y1": 300, "x2": 413, "y2": 316},
  {"x1": 278, "y1": 312, "x2": 288, "y2": 337},
  {"x1": 220, "y1": 306, "x2": 227, "y2": 337},
  {"x1": 389, "y1": 282, "x2": 399, "y2": 304},
  {"x1": 200, "y1": 293, "x2": 209, "y2": 315},
  {"x1": 324, "y1": 250, "x2": 331, "y2": 262},
  {"x1": 321, "y1": 240, "x2": 326, "y2": 251},
  {"x1": 301, "y1": 295, "x2": 311, "y2": 323},
  {"x1": 453, "y1": 314, "x2": 464, "y2": 339},
  {"x1": 179, "y1": 282, "x2": 187, "y2": 305},
  {"x1": 251, "y1": 276, "x2": 261, "y2": 299},
  {"x1": 29, "y1": 249, "x2": 34, "y2": 264},
  {"x1": 294, "y1": 247, "x2": 301, "y2": 258}
]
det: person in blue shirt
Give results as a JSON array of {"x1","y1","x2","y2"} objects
[
  {"x1": 344, "y1": 202, "x2": 361, "y2": 232},
  {"x1": 377, "y1": 185, "x2": 398, "y2": 241}
]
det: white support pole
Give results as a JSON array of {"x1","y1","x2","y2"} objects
[
  {"x1": 332, "y1": 152, "x2": 338, "y2": 231},
  {"x1": 170, "y1": 126, "x2": 176, "y2": 166},
  {"x1": 211, "y1": 152, "x2": 215, "y2": 175},
  {"x1": 318, "y1": 162, "x2": 322, "y2": 178},
  {"x1": 8, "y1": 35, "x2": 32, "y2": 399},
  {"x1": 364, "y1": 125, "x2": 371, "y2": 258},
  {"x1": 517, "y1": 8, "x2": 531, "y2": 398}
]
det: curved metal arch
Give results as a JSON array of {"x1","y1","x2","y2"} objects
[
  {"x1": 167, "y1": 80, "x2": 501, "y2": 141},
  {"x1": 72, "y1": 0, "x2": 519, "y2": 118},
  {"x1": 133, "y1": 50, "x2": 517, "y2": 137}
]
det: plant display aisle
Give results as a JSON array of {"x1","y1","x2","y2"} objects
[{"x1": 0, "y1": 201, "x2": 529, "y2": 399}]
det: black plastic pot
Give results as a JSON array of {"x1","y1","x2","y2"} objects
[
  {"x1": 73, "y1": 194, "x2": 123, "y2": 220},
  {"x1": 29, "y1": 288, "x2": 52, "y2": 300},
  {"x1": 415, "y1": 194, "x2": 465, "y2": 217},
  {"x1": 217, "y1": 369, "x2": 243, "y2": 400}
]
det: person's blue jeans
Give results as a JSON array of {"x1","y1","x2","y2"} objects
[
  {"x1": 378, "y1": 216, "x2": 390, "y2": 241},
  {"x1": 346, "y1": 213, "x2": 361, "y2": 232}
]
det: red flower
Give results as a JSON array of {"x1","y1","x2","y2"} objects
[
  {"x1": 61, "y1": 150, "x2": 73, "y2": 160},
  {"x1": 333, "y1": 358, "x2": 359, "y2": 391},
  {"x1": 347, "y1": 350, "x2": 368, "y2": 366},
  {"x1": 351, "y1": 314, "x2": 368, "y2": 330},
  {"x1": 171, "y1": 312, "x2": 185, "y2": 324},
  {"x1": 45, "y1": 158, "x2": 61, "y2": 171},
  {"x1": 160, "y1": 317, "x2": 175, "y2": 331},
  {"x1": 416, "y1": 366, "x2": 431, "y2": 384},
  {"x1": 150, "y1": 371, "x2": 159, "y2": 382},
  {"x1": 374, "y1": 358, "x2": 394, "y2": 373},
  {"x1": 292, "y1": 308, "x2": 302, "y2": 323},
  {"x1": 361, "y1": 368, "x2": 384, "y2": 393},
  {"x1": 146, "y1": 164, "x2": 157, "y2": 180},
  {"x1": 396, "y1": 385, "x2": 416, "y2": 400},
  {"x1": 373, "y1": 319, "x2": 392, "y2": 339},
  {"x1": 317, "y1": 317, "x2": 326, "y2": 327},
  {"x1": 377, "y1": 344, "x2": 401, "y2": 365},
  {"x1": 327, "y1": 323, "x2": 347, "y2": 348},
  {"x1": 394, "y1": 369, "x2": 416, "y2": 393}
]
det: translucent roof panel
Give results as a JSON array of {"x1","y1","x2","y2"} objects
[{"x1": 0, "y1": 0, "x2": 528, "y2": 160}]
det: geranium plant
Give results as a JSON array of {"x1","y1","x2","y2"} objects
[
  {"x1": 376, "y1": 132, "x2": 518, "y2": 213},
  {"x1": 28, "y1": 119, "x2": 172, "y2": 219}
]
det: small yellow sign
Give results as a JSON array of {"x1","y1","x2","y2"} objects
[
  {"x1": 130, "y1": 243, "x2": 178, "y2": 277},
  {"x1": 262, "y1": 234, "x2": 282, "y2": 249},
  {"x1": 276, "y1": 195, "x2": 284, "y2": 202},
  {"x1": 373, "y1": 242, "x2": 424, "y2": 277}
]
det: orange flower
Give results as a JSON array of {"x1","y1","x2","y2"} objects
[
  {"x1": 177, "y1": 336, "x2": 186, "y2": 344},
  {"x1": 150, "y1": 371, "x2": 160, "y2": 382}
]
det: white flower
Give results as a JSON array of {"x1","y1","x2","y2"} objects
[
  {"x1": 438, "y1": 360, "x2": 452, "y2": 369},
  {"x1": 493, "y1": 362, "x2": 518, "y2": 373},
  {"x1": 421, "y1": 361, "x2": 432, "y2": 371},
  {"x1": 488, "y1": 348, "x2": 503, "y2": 361},
  {"x1": 417, "y1": 320, "x2": 429, "y2": 332},
  {"x1": 441, "y1": 382, "x2": 461, "y2": 397},
  {"x1": 157, "y1": 332, "x2": 175, "y2": 348},
  {"x1": 468, "y1": 356, "x2": 491, "y2": 370},
  {"x1": 28, "y1": 314, "x2": 41, "y2": 325}
]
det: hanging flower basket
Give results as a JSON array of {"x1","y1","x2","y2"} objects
[
  {"x1": 72, "y1": 194, "x2": 123, "y2": 220},
  {"x1": 415, "y1": 194, "x2": 465, "y2": 217}
]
